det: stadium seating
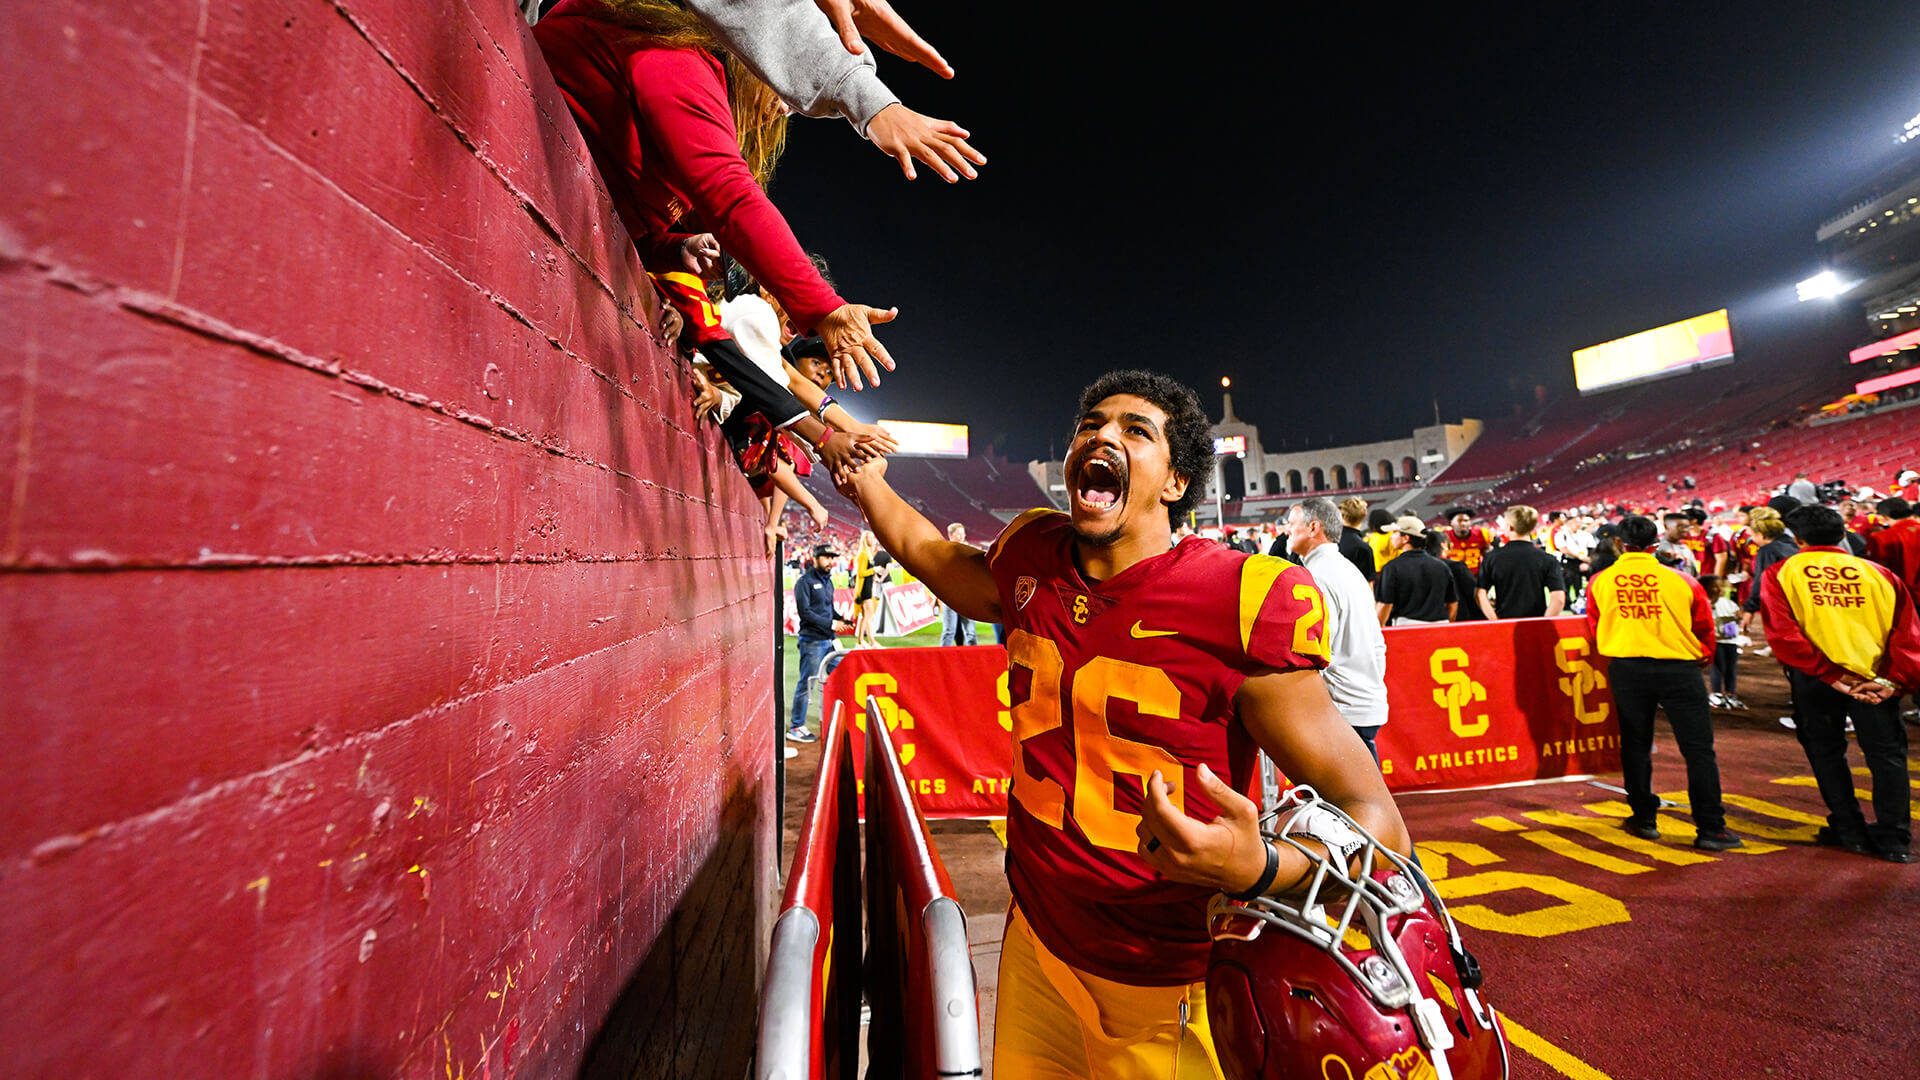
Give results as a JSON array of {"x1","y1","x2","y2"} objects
[{"x1": 1428, "y1": 348, "x2": 1906, "y2": 514}]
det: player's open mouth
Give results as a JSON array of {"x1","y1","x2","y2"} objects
[{"x1": 1072, "y1": 455, "x2": 1126, "y2": 515}]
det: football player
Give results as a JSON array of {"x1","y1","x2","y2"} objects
[
  {"x1": 1445, "y1": 508, "x2": 1494, "y2": 575},
  {"x1": 835, "y1": 369, "x2": 1411, "y2": 1078}
]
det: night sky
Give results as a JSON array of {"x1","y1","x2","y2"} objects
[{"x1": 771, "y1": 3, "x2": 1920, "y2": 462}]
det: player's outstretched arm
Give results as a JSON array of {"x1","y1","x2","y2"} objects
[
  {"x1": 837, "y1": 459, "x2": 1002, "y2": 623},
  {"x1": 1135, "y1": 669, "x2": 1411, "y2": 898}
]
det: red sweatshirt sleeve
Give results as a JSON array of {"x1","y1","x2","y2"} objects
[
  {"x1": 1758, "y1": 560, "x2": 1848, "y2": 683},
  {"x1": 629, "y1": 48, "x2": 846, "y2": 332},
  {"x1": 1685, "y1": 573, "x2": 1715, "y2": 664},
  {"x1": 1874, "y1": 568, "x2": 1920, "y2": 690}
]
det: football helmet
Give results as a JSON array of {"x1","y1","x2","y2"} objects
[{"x1": 1207, "y1": 786, "x2": 1509, "y2": 1080}]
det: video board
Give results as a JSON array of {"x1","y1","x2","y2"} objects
[
  {"x1": 1572, "y1": 309, "x2": 1734, "y2": 394},
  {"x1": 876, "y1": 420, "x2": 969, "y2": 458}
]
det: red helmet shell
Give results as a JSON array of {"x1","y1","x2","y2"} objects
[{"x1": 1207, "y1": 876, "x2": 1507, "y2": 1080}]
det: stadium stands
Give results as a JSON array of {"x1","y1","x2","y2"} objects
[
  {"x1": 1431, "y1": 349, "x2": 1904, "y2": 514},
  {"x1": 784, "y1": 450, "x2": 1051, "y2": 550}
]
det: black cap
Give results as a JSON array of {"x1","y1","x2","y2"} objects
[{"x1": 812, "y1": 543, "x2": 837, "y2": 557}]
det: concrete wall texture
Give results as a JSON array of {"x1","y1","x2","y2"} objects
[{"x1": 1, "y1": 2, "x2": 776, "y2": 1077}]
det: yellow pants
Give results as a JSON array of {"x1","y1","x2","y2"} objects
[{"x1": 994, "y1": 903, "x2": 1224, "y2": 1080}]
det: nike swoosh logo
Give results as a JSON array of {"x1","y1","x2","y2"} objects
[{"x1": 1130, "y1": 621, "x2": 1178, "y2": 639}]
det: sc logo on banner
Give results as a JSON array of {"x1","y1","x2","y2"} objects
[
  {"x1": 1554, "y1": 637, "x2": 1610, "y2": 725},
  {"x1": 853, "y1": 673, "x2": 918, "y2": 765},
  {"x1": 1429, "y1": 648, "x2": 1489, "y2": 738}
]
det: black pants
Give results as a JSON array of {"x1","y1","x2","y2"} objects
[
  {"x1": 1609, "y1": 657, "x2": 1725, "y2": 832},
  {"x1": 1786, "y1": 669, "x2": 1911, "y2": 851},
  {"x1": 1710, "y1": 643, "x2": 1739, "y2": 694}
]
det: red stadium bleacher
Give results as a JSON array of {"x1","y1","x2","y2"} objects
[{"x1": 1409, "y1": 336, "x2": 1920, "y2": 514}]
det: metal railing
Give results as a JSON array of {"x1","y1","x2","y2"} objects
[
  {"x1": 861, "y1": 696, "x2": 984, "y2": 1079},
  {"x1": 757, "y1": 702, "x2": 862, "y2": 1080}
]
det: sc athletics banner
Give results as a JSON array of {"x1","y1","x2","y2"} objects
[{"x1": 820, "y1": 616, "x2": 1621, "y2": 818}]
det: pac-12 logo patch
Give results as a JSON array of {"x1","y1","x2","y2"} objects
[{"x1": 1014, "y1": 576, "x2": 1037, "y2": 610}]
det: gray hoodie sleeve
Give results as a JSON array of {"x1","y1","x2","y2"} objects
[{"x1": 682, "y1": 0, "x2": 901, "y2": 136}]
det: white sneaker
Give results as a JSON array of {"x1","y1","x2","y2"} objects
[
  {"x1": 1708, "y1": 693, "x2": 1726, "y2": 709},
  {"x1": 1779, "y1": 716, "x2": 1797, "y2": 731},
  {"x1": 1727, "y1": 695, "x2": 1748, "y2": 710}
]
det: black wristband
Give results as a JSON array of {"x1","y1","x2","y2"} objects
[{"x1": 1229, "y1": 841, "x2": 1281, "y2": 902}]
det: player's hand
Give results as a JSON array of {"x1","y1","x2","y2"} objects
[
  {"x1": 815, "y1": 429, "x2": 879, "y2": 477},
  {"x1": 1135, "y1": 764, "x2": 1269, "y2": 895},
  {"x1": 812, "y1": 0, "x2": 953, "y2": 78},
  {"x1": 831, "y1": 452, "x2": 887, "y2": 499},
  {"x1": 867, "y1": 103, "x2": 983, "y2": 182},
  {"x1": 817, "y1": 303, "x2": 897, "y2": 389}
]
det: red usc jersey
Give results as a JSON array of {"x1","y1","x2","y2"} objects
[
  {"x1": 1680, "y1": 532, "x2": 1709, "y2": 575},
  {"x1": 1450, "y1": 526, "x2": 1494, "y2": 574},
  {"x1": 1733, "y1": 527, "x2": 1759, "y2": 571},
  {"x1": 987, "y1": 509, "x2": 1330, "y2": 987}
]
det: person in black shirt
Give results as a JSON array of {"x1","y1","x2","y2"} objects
[
  {"x1": 1476, "y1": 505, "x2": 1567, "y2": 619},
  {"x1": 789, "y1": 544, "x2": 852, "y2": 740},
  {"x1": 1374, "y1": 516, "x2": 1457, "y2": 625},
  {"x1": 1435, "y1": 530, "x2": 1485, "y2": 621},
  {"x1": 1337, "y1": 496, "x2": 1378, "y2": 582}
]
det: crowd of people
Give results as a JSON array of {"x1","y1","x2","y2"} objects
[
  {"x1": 526, "y1": 0, "x2": 987, "y2": 561},
  {"x1": 1249, "y1": 476, "x2": 1920, "y2": 863}
]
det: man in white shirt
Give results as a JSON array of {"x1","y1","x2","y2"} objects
[{"x1": 1286, "y1": 498, "x2": 1392, "y2": 761}]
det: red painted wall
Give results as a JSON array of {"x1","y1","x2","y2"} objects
[{"x1": 0, "y1": 2, "x2": 776, "y2": 1076}]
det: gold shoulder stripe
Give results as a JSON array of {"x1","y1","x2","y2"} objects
[
  {"x1": 988, "y1": 507, "x2": 1060, "y2": 568},
  {"x1": 1238, "y1": 554, "x2": 1293, "y2": 653}
]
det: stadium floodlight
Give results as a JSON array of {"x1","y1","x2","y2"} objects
[{"x1": 1795, "y1": 270, "x2": 1856, "y2": 302}]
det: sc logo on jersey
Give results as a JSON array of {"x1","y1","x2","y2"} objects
[
  {"x1": 1429, "y1": 647, "x2": 1490, "y2": 738},
  {"x1": 1071, "y1": 595, "x2": 1090, "y2": 624}
]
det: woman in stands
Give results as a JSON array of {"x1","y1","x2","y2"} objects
[{"x1": 534, "y1": 0, "x2": 898, "y2": 392}]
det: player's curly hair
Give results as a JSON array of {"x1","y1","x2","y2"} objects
[{"x1": 1076, "y1": 369, "x2": 1214, "y2": 520}]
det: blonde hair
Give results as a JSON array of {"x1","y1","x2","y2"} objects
[
  {"x1": 1505, "y1": 504, "x2": 1538, "y2": 535},
  {"x1": 599, "y1": 0, "x2": 789, "y2": 189},
  {"x1": 1338, "y1": 497, "x2": 1368, "y2": 527},
  {"x1": 1750, "y1": 507, "x2": 1786, "y2": 540}
]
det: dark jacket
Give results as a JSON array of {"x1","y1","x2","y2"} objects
[
  {"x1": 1340, "y1": 526, "x2": 1377, "y2": 582},
  {"x1": 794, "y1": 565, "x2": 838, "y2": 641},
  {"x1": 1743, "y1": 536, "x2": 1800, "y2": 613}
]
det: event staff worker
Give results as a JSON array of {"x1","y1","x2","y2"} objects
[
  {"x1": 1759, "y1": 505, "x2": 1920, "y2": 863},
  {"x1": 1476, "y1": 505, "x2": 1567, "y2": 619},
  {"x1": 1375, "y1": 517, "x2": 1457, "y2": 626},
  {"x1": 1585, "y1": 515, "x2": 1743, "y2": 851},
  {"x1": 1288, "y1": 499, "x2": 1391, "y2": 760},
  {"x1": 789, "y1": 543, "x2": 851, "y2": 741},
  {"x1": 1866, "y1": 497, "x2": 1920, "y2": 595}
]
